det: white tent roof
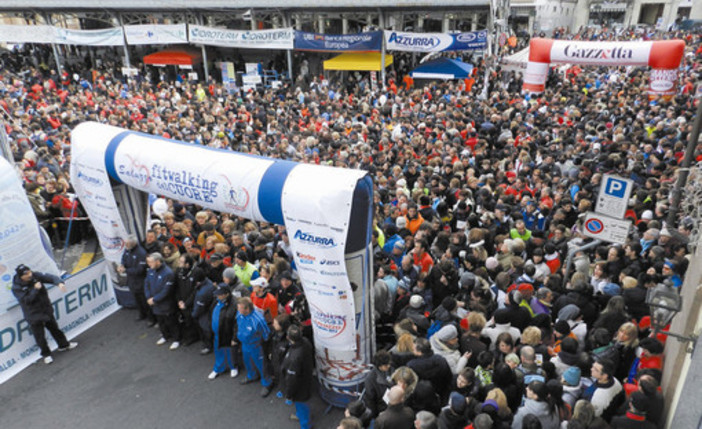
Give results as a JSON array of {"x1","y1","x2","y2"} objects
[{"x1": 501, "y1": 46, "x2": 529, "y2": 72}]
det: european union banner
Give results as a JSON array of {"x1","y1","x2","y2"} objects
[
  {"x1": 294, "y1": 30, "x2": 383, "y2": 52},
  {"x1": 385, "y1": 30, "x2": 488, "y2": 52}
]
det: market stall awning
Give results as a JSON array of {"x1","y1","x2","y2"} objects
[
  {"x1": 410, "y1": 57, "x2": 473, "y2": 80},
  {"x1": 143, "y1": 49, "x2": 202, "y2": 67},
  {"x1": 323, "y1": 53, "x2": 393, "y2": 71}
]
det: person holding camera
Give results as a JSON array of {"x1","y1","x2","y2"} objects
[{"x1": 11, "y1": 264, "x2": 77, "y2": 364}]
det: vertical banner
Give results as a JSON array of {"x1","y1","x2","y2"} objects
[
  {"x1": 221, "y1": 62, "x2": 238, "y2": 94},
  {"x1": 281, "y1": 165, "x2": 361, "y2": 351},
  {"x1": 70, "y1": 125, "x2": 129, "y2": 265},
  {"x1": 0, "y1": 158, "x2": 59, "y2": 313},
  {"x1": 0, "y1": 261, "x2": 119, "y2": 384},
  {"x1": 648, "y1": 68, "x2": 678, "y2": 98}
]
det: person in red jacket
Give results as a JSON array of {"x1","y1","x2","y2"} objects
[
  {"x1": 412, "y1": 239, "x2": 434, "y2": 274},
  {"x1": 250, "y1": 277, "x2": 278, "y2": 324}
]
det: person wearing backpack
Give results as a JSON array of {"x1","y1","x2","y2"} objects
[
  {"x1": 515, "y1": 346, "x2": 546, "y2": 387},
  {"x1": 427, "y1": 296, "x2": 460, "y2": 339}
]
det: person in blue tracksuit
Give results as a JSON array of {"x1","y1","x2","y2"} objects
[
  {"x1": 207, "y1": 285, "x2": 239, "y2": 380},
  {"x1": 236, "y1": 296, "x2": 272, "y2": 397}
]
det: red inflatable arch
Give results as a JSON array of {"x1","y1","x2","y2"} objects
[{"x1": 523, "y1": 38, "x2": 685, "y2": 96}]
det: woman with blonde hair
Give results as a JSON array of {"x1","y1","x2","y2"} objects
[
  {"x1": 613, "y1": 322, "x2": 639, "y2": 381},
  {"x1": 391, "y1": 366, "x2": 418, "y2": 398},
  {"x1": 561, "y1": 399, "x2": 608, "y2": 428},
  {"x1": 520, "y1": 326, "x2": 549, "y2": 361},
  {"x1": 390, "y1": 332, "x2": 416, "y2": 368},
  {"x1": 484, "y1": 387, "x2": 514, "y2": 424}
]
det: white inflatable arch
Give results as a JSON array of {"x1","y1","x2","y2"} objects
[
  {"x1": 70, "y1": 122, "x2": 374, "y2": 406},
  {"x1": 523, "y1": 38, "x2": 685, "y2": 96}
]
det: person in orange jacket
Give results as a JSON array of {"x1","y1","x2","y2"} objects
[{"x1": 250, "y1": 277, "x2": 278, "y2": 324}]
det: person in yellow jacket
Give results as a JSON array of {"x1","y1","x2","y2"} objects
[{"x1": 234, "y1": 251, "x2": 259, "y2": 290}]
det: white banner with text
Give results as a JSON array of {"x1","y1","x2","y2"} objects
[{"x1": 0, "y1": 157, "x2": 59, "y2": 313}]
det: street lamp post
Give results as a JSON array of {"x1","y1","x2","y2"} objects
[{"x1": 646, "y1": 286, "x2": 698, "y2": 351}]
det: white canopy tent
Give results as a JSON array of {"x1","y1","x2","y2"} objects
[{"x1": 501, "y1": 46, "x2": 529, "y2": 72}]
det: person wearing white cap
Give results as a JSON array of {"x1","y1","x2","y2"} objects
[{"x1": 250, "y1": 277, "x2": 278, "y2": 324}]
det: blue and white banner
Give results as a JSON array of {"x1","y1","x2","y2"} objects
[
  {"x1": 0, "y1": 260, "x2": 119, "y2": 384},
  {"x1": 124, "y1": 24, "x2": 188, "y2": 45},
  {"x1": 189, "y1": 25, "x2": 294, "y2": 50},
  {"x1": 282, "y1": 165, "x2": 363, "y2": 351},
  {"x1": 54, "y1": 27, "x2": 125, "y2": 46},
  {"x1": 384, "y1": 30, "x2": 488, "y2": 52},
  {"x1": 0, "y1": 157, "x2": 59, "y2": 313},
  {"x1": 294, "y1": 31, "x2": 383, "y2": 52}
]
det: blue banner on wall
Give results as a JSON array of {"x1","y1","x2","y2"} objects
[
  {"x1": 385, "y1": 30, "x2": 488, "y2": 52},
  {"x1": 294, "y1": 30, "x2": 383, "y2": 52}
]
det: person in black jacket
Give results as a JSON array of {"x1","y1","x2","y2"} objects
[
  {"x1": 270, "y1": 313, "x2": 292, "y2": 396},
  {"x1": 283, "y1": 324, "x2": 314, "y2": 429},
  {"x1": 407, "y1": 337, "x2": 453, "y2": 403},
  {"x1": 118, "y1": 236, "x2": 154, "y2": 325},
  {"x1": 175, "y1": 254, "x2": 201, "y2": 345},
  {"x1": 363, "y1": 350, "x2": 393, "y2": 418},
  {"x1": 503, "y1": 290, "x2": 532, "y2": 332},
  {"x1": 11, "y1": 264, "x2": 77, "y2": 364},
  {"x1": 375, "y1": 385, "x2": 415, "y2": 429},
  {"x1": 191, "y1": 270, "x2": 216, "y2": 354},
  {"x1": 552, "y1": 281, "x2": 599, "y2": 328},
  {"x1": 610, "y1": 391, "x2": 656, "y2": 429},
  {"x1": 207, "y1": 285, "x2": 239, "y2": 380}
]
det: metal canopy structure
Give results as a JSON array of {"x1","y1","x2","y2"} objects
[{"x1": 0, "y1": 0, "x2": 490, "y2": 10}]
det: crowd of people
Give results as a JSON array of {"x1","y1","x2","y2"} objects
[{"x1": 3, "y1": 23, "x2": 702, "y2": 429}]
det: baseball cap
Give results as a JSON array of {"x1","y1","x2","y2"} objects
[{"x1": 250, "y1": 277, "x2": 268, "y2": 288}]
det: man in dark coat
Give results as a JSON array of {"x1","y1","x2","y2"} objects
[
  {"x1": 610, "y1": 391, "x2": 656, "y2": 429},
  {"x1": 191, "y1": 269, "x2": 216, "y2": 354},
  {"x1": 552, "y1": 281, "x2": 599, "y2": 327},
  {"x1": 175, "y1": 254, "x2": 200, "y2": 345},
  {"x1": 12, "y1": 264, "x2": 77, "y2": 364},
  {"x1": 407, "y1": 337, "x2": 453, "y2": 403},
  {"x1": 363, "y1": 350, "x2": 393, "y2": 418},
  {"x1": 145, "y1": 252, "x2": 180, "y2": 350},
  {"x1": 119, "y1": 236, "x2": 154, "y2": 325},
  {"x1": 375, "y1": 385, "x2": 415, "y2": 429},
  {"x1": 283, "y1": 324, "x2": 314, "y2": 429}
]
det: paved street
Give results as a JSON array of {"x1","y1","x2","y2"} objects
[{"x1": 0, "y1": 308, "x2": 342, "y2": 429}]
